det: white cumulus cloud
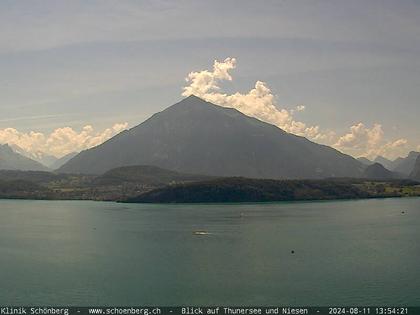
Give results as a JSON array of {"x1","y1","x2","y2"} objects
[
  {"x1": 334, "y1": 123, "x2": 409, "y2": 159},
  {"x1": 295, "y1": 105, "x2": 306, "y2": 112},
  {"x1": 182, "y1": 57, "x2": 329, "y2": 141},
  {"x1": 182, "y1": 57, "x2": 416, "y2": 160},
  {"x1": 0, "y1": 123, "x2": 128, "y2": 158}
]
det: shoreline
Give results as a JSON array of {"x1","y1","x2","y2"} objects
[{"x1": 1, "y1": 194, "x2": 420, "y2": 205}]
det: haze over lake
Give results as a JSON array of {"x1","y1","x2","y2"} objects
[{"x1": 1, "y1": 198, "x2": 419, "y2": 306}]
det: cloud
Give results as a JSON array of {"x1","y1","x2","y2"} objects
[
  {"x1": 335, "y1": 123, "x2": 383, "y2": 150},
  {"x1": 296, "y1": 105, "x2": 306, "y2": 112},
  {"x1": 182, "y1": 57, "x2": 329, "y2": 141},
  {"x1": 0, "y1": 123, "x2": 128, "y2": 158},
  {"x1": 376, "y1": 138, "x2": 409, "y2": 158},
  {"x1": 182, "y1": 57, "x2": 417, "y2": 160},
  {"x1": 334, "y1": 123, "x2": 409, "y2": 159}
]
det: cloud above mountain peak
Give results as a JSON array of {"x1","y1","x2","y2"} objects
[
  {"x1": 182, "y1": 57, "x2": 325, "y2": 141},
  {"x1": 182, "y1": 57, "x2": 416, "y2": 160}
]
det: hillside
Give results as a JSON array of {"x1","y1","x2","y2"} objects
[
  {"x1": 0, "y1": 144, "x2": 49, "y2": 171},
  {"x1": 93, "y1": 165, "x2": 212, "y2": 186},
  {"x1": 362, "y1": 163, "x2": 396, "y2": 179},
  {"x1": 0, "y1": 170, "x2": 65, "y2": 184},
  {"x1": 10, "y1": 144, "x2": 58, "y2": 168},
  {"x1": 1, "y1": 168, "x2": 419, "y2": 202},
  {"x1": 393, "y1": 151, "x2": 420, "y2": 175},
  {"x1": 373, "y1": 156, "x2": 394, "y2": 170},
  {"x1": 0, "y1": 179, "x2": 52, "y2": 199},
  {"x1": 59, "y1": 95, "x2": 364, "y2": 179},
  {"x1": 123, "y1": 177, "x2": 420, "y2": 203},
  {"x1": 357, "y1": 157, "x2": 373, "y2": 166},
  {"x1": 123, "y1": 177, "x2": 370, "y2": 203},
  {"x1": 0, "y1": 166, "x2": 211, "y2": 201},
  {"x1": 410, "y1": 156, "x2": 420, "y2": 181},
  {"x1": 51, "y1": 152, "x2": 78, "y2": 170}
]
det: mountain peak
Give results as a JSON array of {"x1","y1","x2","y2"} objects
[
  {"x1": 59, "y1": 96, "x2": 363, "y2": 178},
  {"x1": 161, "y1": 95, "x2": 245, "y2": 120},
  {"x1": 363, "y1": 162, "x2": 395, "y2": 179},
  {"x1": 183, "y1": 94, "x2": 204, "y2": 101},
  {"x1": 174, "y1": 94, "x2": 214, "y2": 108}
]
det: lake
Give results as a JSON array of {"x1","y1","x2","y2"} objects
[{"x1": 0, "y1": 198, "x2": 419, "y2": 306}]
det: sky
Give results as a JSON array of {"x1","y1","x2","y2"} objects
[{"x1": 0, "y1": 0, "x2": 419, "y2": 159}]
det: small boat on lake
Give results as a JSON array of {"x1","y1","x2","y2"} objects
[{"x1": 193, "y1": 231, "x2": 210, "y2": 235}]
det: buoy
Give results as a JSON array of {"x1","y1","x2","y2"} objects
[{"x1": 291, "y1": 250, "x2": 295, "y2": 254}]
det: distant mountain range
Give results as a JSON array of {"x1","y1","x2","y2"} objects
[
  {"x1": 59, "y1": 95, "x2": 365, "y2": 179},
  {"x1": 10, "y1": 144, "x2": 58, "y2": 168},
  {"x1": 393, "y1": 151, "x2": 420, "y2": 176},
  {"x1": 410, "y1": 156, "x2": 420, "y2": 181},
  {"x1": 357, "y1": 157, "x2": 374, "y2": 166},
  {"x1": 0, "y1": 144, "x2": 49, "y2": 171},
  {"x1": 50, "y1": 152, "x2": 79, "y2": 170},
  {"x1": 373, "y1": 156, "x2": 395, "y2": 170},
  {"x1": 358, "y1": 151, "x2": 420, "y2": 176},
  {"x1": 10, "y1": 145, "x2": 78, "y2": 169},
  {"x1": 362, "y1": 163, "x2": 397, "y2": 180}
]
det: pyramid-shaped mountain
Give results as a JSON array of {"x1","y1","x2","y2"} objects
[{"x1": 59, "y1": 95, "x2": 364, "y2": 179}]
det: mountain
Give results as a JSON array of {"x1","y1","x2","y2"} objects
[
  {"x1": 362, "y1": 163, "x2": 396, "y2": 179},
  {"x1": 0, "y1": 144, "x2": 49, "y2": 171},
  {"x1": 50, "y1": 152, "x2": 78, "y2": 170},
  {"x1": 357, "y1": 157, "x2": 373, "y2": 166},
  {"x1": 409, "y1": 156, "x2": 420, "y2": 181},
  {"x1": 373, "y1": 156, "x2": 394, "y2": 170},
  {"x1": 10, "y1": 144, "x2": 57, "y2": 168},
  {"x1": 33, "y1": 153, "x2": 57, "y2": 168},
  {"x1": 59, "y1": 95, "x2": 364, "y2": 179},
  {"x1": 393, "y1": 151, "x2": 420, "y2": 176}
]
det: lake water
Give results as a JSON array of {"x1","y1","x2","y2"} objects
[{"x1": 0, "y1": 198, "x2": 419, "y2": 306}]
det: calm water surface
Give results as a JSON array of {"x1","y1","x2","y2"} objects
[{"x1": 0, "y1": 198, "x2": 419, "y2": 305}]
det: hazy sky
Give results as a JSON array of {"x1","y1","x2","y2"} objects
[{"x1": 0, "y1": 0, "x2": 419, "y2": 159}]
